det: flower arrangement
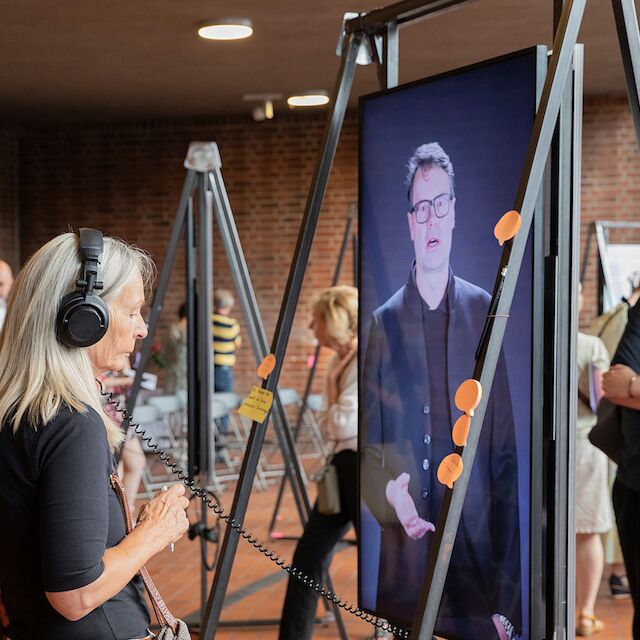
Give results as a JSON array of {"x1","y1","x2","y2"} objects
[{"x1": 150, "y1": 341, "x2": 168, "y2": 369}]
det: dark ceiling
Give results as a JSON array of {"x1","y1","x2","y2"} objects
[{"x1": 0, "y1": 0, "x2": 636, "y2": 123}]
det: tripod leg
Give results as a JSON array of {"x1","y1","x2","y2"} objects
[
  {"x1": 124, "y1": 170, "x2": 198, "y2": 419},
  {"x1": 268, "y1": 215, "x2": 353, "y2": 533},
  {"x1": 209, "y1": 161, "x2": 345, "y2": 627}
]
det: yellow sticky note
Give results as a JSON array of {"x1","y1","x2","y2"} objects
[{"x1": 238, "y1": 385, "x2": 274, "y2": 423}]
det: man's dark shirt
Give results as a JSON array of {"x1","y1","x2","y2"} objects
[
  {"x1": 422, "y1": 293, "x2": 490, "y2": 611},
  {"x1": 613, "y1": 299, "x2": 640, "y2": 491},
  {"x1": 422, "y1": 296, "x2": 451, "y2": 485},
  {"x1": 0, "y1": 405, "x2": 150, "y2": 640},
  {"x1": 361, "y1": 268, "x2": 521, "y2": 636}
]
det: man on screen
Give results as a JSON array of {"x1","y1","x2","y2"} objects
[{"x1": 361, "y1": 143, "x2": 522, "y2": 639}]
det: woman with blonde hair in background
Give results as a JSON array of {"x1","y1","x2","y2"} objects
[
  {"x1": 279, "y1": 285, "x2": 359, "y2": 640},
  {"x1": 0, "y1": 230, "x2": 189, "y2": 639}
]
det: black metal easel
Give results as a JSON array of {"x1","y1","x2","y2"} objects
[
  {"x1": 121, "y1": 1, "x2": 640, "y2": 638},
  {"x1": 198, "y1": 1, "x2": 640, "y2": 639},
  {"x1": 124, "y1": 142, "x2": 349, "y2": 636}
]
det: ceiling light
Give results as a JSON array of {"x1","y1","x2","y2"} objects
[
  {"x1": 198, "y1": 18, "x2": 253, "y2": 41},
  {"x1": 287, "y1": 91, "x2": 330, "y2": 108}
]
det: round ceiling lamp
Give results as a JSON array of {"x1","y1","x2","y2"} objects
[
  {"x1": 287, "y1": 91, "x2": 330, "y2": 108},
  {"x1": 198, "y1": 18, "x2": 253, "y2": 41}
]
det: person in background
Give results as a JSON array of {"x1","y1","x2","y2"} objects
[
  {"x1": 602, "y1": 295, "x2": 640, "y2": 640},
  {"x1": 588, "y1": 271, "x2": 640, "y2": 357},
  {"x1": 212, "y1": 288, "x2": 241, "y2": 434},
  {"x1": 98, "y1": 362, "x2": 147, "y2": 513},
  {"x1": 164, "y1": 302, "x2": 187, "y2": 395},
  {"x1": 0, "y1": 260, "x2": 14, "y2": 332},
  {"x1": 587, "y1": 270, "x2": 640, "y2": 599},
  {"x1": 575, "y1": 284, "x2": 611, "y2": 636},
  {"x1": 279, "y1": 286, "x2": 358, "y2": 640},
  {"x1": 0, "y1": 261, "x2": 17, "y2": 636}
]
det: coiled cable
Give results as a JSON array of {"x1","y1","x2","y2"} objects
[{"x1": 100, "y1": 382, "x2": 409, "y2": 638}]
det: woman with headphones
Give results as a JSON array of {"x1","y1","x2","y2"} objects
[{"x1": 0, "y1": 230, "x2": 189, "y2": 639}]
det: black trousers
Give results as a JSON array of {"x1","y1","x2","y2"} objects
[
  {"x1": 279, "y1": 450, "x2": 358, "y2": 640},
  {"x1": 613, "y1": 479, "x2": 640, "y2": 639}
]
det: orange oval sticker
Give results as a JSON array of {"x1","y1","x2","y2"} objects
[
  {"x1": 494, "y1": 209, "x2": 521, "y2": 246},
  {"x1": 437, "y1": 453, "x2": 464, "y2": 489},
  {"x1": 454, "y1": 379, "x2": 482, "y2": 415},
  {"x1": 452, "y1": 414, "x2": 471, "y2": 447},
  {"x1": 257, "y1": 353, "x2": 276, "y2": 380}
]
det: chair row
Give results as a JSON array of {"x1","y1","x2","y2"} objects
[{"x1": 128, "y1": 388, "x2": 327, "y2": 500}]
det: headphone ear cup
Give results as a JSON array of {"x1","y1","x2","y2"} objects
[{"x1": 56, "y1": 292, "x2": 109, "y2": 348}]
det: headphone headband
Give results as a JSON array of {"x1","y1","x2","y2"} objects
[
  {"x1": 77, "y1": 228, "x2": 104, "y2": 295},
  {"x1": 55, "y1": 228, "x2": 109, "y2": 348}
]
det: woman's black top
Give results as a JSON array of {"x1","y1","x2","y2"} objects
[
  {"x1": 0, "y1": 404, "x2": 150, "y2": 639},
  {"x1": 613, "y1": 299, "x2": 640, "y2": 491}
]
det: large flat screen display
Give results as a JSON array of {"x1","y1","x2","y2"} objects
[{"x1": 358, "y1": 47, "x2": 545, "y2": 640}]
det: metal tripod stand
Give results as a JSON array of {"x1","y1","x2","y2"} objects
[{"x1": 125, "y1": 141, "x2": 348, "y2": 637}]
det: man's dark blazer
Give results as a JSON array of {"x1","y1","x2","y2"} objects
[{"x1": 361, "y1": 269, "x2": 522, "y2": 637}]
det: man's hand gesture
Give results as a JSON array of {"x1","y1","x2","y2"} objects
[{"x1": 385, "y1": 472, "x2": 435, "y2": 540}]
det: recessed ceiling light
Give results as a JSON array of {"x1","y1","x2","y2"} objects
[
  {"x1": 287, "y1": 91, "x2": 330, "y2": 108},
  {"x1": 198, "y1": 18, "x2": 253, "y2": 41}
]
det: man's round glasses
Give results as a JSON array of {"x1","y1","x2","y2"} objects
[{"x1": 409, "y1": 193, "x2": 454, "y2": 223}]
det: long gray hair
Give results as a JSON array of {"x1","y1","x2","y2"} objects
[{"x1": 0, "y1": 232, "x2": 154, "y2": 449}]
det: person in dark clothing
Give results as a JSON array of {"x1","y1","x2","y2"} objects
[
  {"x1": 0, "y1": 231, "x2": 189, "y2": 640},
  {"x1": 602, "y1": 297, "x2": 640, "y2": 639},
  {"x1": 361, "y1": 143, "x2": 521, "y2": 639}
]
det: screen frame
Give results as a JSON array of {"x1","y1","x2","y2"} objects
[{"x1": 356, "y1": 45, "x2": 548, "y2": 640}]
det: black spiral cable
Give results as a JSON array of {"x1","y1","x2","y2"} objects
[{"x1": 99, "y1": 382, "x2": 409, "y2": 638}]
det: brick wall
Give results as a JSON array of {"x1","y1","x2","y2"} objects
[
  {"x1": 581, "y1": 96, "x2": 640, "y2": 329},
  {"x1": 9, "y1": 96, "x2": 640, "y2": 394},
  {"x1": 17, "y1": 114, "x2": 358, "y2": 395},
  {"x1": 0, "y1": 130, "x2": 19, "y2": 270}
]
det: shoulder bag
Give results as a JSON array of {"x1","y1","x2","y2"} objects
[
  {"x1": 111, "y1": 474, "x2": 191, "y2": 640},
  {"x1": 588, "y1": 398, "x2": 622, "y2": 464}
]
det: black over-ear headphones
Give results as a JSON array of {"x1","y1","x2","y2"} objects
[{"x1": 56, "y1": 228, "x2": 110, "y2": 348}]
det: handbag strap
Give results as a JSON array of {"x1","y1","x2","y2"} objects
[{"x1": 110, "y1": 473, "x2": 178, "y2": 633}]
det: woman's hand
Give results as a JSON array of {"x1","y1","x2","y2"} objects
[
  {"x1": 46, "y1": 484, "x2": 189, "y2": 622},
  {"x1": 327, "y1": 346, "x2": 356, "y2": 406},
  {"x1": 603, "y1": 364, "x2": 637, "y2": 399},
  {"x1": 136, "y1": 483, "x2": 189, "y2": 553}
]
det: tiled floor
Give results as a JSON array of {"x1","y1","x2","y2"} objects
[
  {"x1": 143, "y1": 477, "x2": 634, "y2": 639},
  {"x1": 144, "y1": 475, "x2": 374, "y2": 639},
  {"x1": 595, "y1": 582, "x2": 633, "y2": 640}
]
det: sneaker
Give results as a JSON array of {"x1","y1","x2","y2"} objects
[
  {"x1": 609, "y1": 574, "x2": 631, "y2": 599},
  {"x1": 496, "y1": 614, "x2": 518, "y2": 640},
  {"x1": 363, "y1": 625, "x2": 394, "y2": 639}
]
